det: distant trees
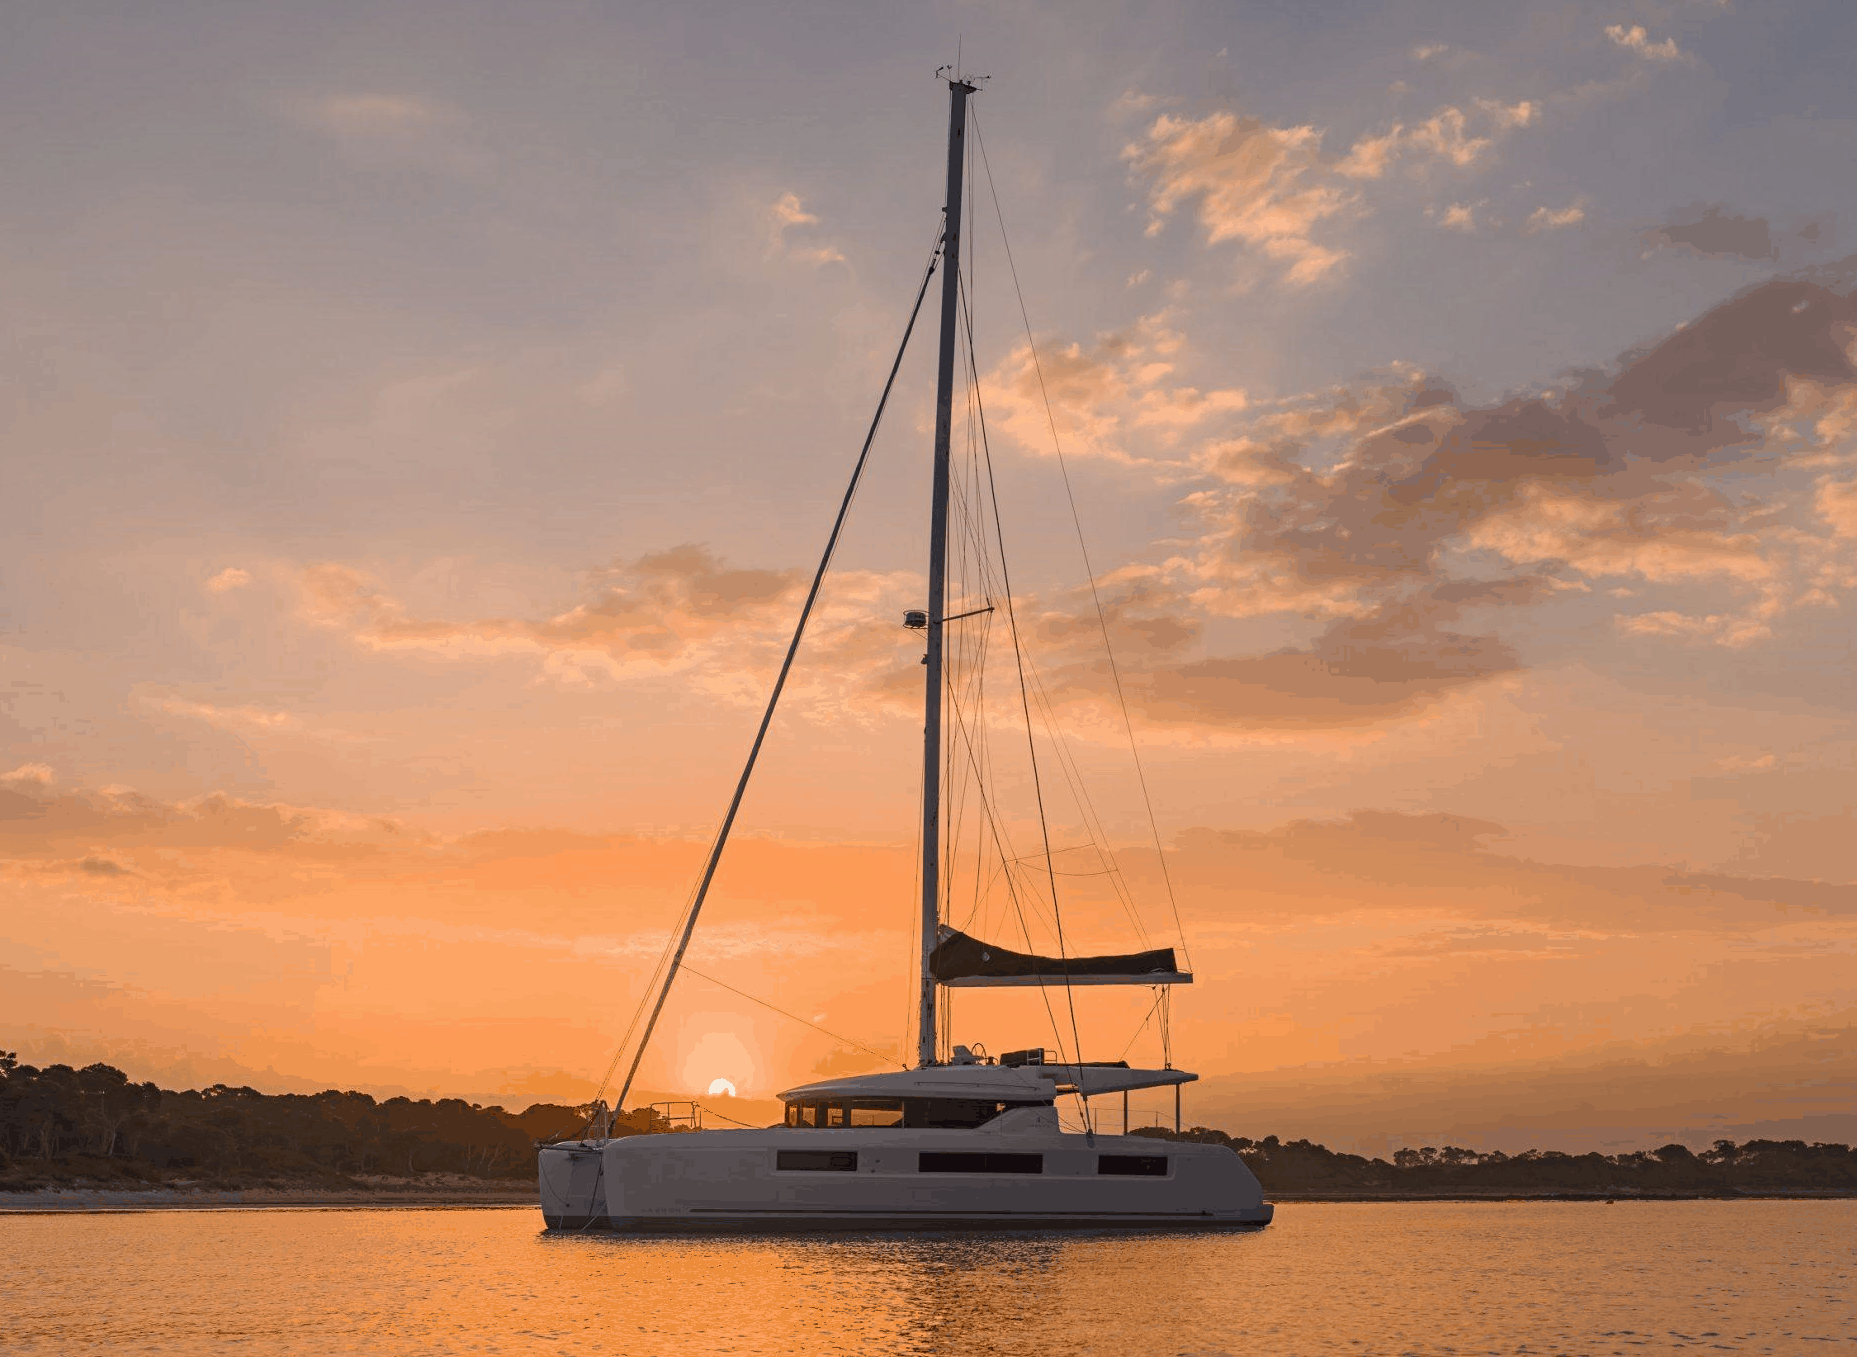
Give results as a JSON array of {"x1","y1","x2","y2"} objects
[
  {"x1": 1130, "y1": 1125, "x2": 1857, "y2": 1194},
  {"x1": 0, "y1": 1052, "x2": 642, "y2": 1189}
]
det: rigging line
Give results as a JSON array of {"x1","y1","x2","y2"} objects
[
  {"x1": 693, "y1": 1102, "x2": 763, "y2": 1130},
  {"x1": 944, "y1": 678, "x2": 1048, "y2": 934},
  {"x1": 1118, "y1": 987, "x2": 1169, "y2": 1061},
  {"x1": 953, "y1": 276, "x2": 1069, "y2": 956},
  {"x1": 947, "y1": 278, "x2": 1145, "y2": 958},
  {"x1": 589, "y1": 861, "x2": 705, "y2": 1111},
  {"x1": 943, "y1": 302, "x2": 1149, "y2": 950},
  {"x1": 609, "y1": 231, "x2": 944, "y2": 1114},
  {"x1": 1003, "y1": 635, "x2": 1150, "y2": 945},
  {"x1": 956, "y1": 273, "x2": 1090, "y2": 1128},
  {"x1": 972, "y1": 112, "x2": 1193, "y2": 975},
  {"x1": 682, "y1": 964, "x2": 906, "y2": 1070}
]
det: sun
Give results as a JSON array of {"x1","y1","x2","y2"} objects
[{"x1": 706, "y1": 1077, "x2": 738, "y2": 1098}]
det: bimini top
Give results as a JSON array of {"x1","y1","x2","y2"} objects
[
  {"x1": 928, "y1": 927, "x2": 1192, "y2": 987},
  {"x1": 778, "y1": 1060, "x2": 1196, "y2": 1104}
]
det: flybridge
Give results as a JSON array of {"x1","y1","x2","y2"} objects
[{"x1": 776, "y1": 1059, "x2": 1196, "y2": 1105}]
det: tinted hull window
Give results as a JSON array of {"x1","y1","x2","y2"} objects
[
  {"x1": 1098, "y1": 1154, "x2": 1168, "y2": 1176},
  {"x1": 918, "y1": 1152, "x2": 1043, "y2": 1174},
  {"x1": 777, "y1": 1151, "x2": 858, "y2": 1172}
]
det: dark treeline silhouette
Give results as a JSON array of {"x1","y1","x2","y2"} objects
[
  {"x1": 0, "y1": 1054, "x2": 671, "y2": 1190},
  {"x1": 7, "y1": 1055, "x2": 1855, "y2": 1195},
  {"x1": 1130, "y1": 1126, "x2": 1857, "y2": 1195}
]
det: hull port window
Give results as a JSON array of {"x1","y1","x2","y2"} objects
[
  {"x1": 777, "y1": 1151, "x2": 858, "y2": 1172},
  {"x1": 918, "y1": 1152, "x2": 1043, "y2": 1174},
  {"x1": 1098, "y1": 1155, "x2": 1168, "y2": 1176}
]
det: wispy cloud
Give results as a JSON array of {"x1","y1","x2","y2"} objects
[
  {"x1": 1605, "y1": 23, "x2": 1687, "y2": 63},
  {"x1": 766, "y1": 191, "x2": 845, "y2": 266},
  {"x1": 1125, "y1": 111, "x2": 1355, "y2": 286},
  {"x1": 309, "y1": 93, "x2": 459, "y2": 136},
  {"x1": 1523, "y1": 199, "x2": 1589, "y2": 234},
  {"x1": 1123, "y1": 97, "x2": 1539, "y2": 284},
  {"x1": 153, "y1": 697, "x2": 299, "y2": 732},
  {"x1": 980, "y1": 309, "x2": 1247, "y2": 465}
]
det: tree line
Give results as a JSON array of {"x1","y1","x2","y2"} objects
[
  {"x1": 6, "y1": 1054, "x2": 1854, "y2": 1194},
  {"x1": 1130, "y1": 1126, "x2": 1857, "y2": 1194},
  {"x1": 0, "y1": 1054, "x2": 667, "y2": 1189}
]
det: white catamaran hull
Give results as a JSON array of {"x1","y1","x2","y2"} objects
[{"x1": 539, "y1": 1127, "x2": 1272, "y2": 1231}]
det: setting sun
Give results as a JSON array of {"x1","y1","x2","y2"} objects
[{"x1": 706, "y1": 1077, "x2": 737, "y2": 1098}]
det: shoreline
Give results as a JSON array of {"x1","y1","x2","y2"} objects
[
  {"x1": 0, "y1": 1180, "x2": 536, "y2": 1211},
  {"x1": 6, "y1": 1186, "x2": 1855, "y2": 1212},
  {"x1": 1269, "y1": 1188, "x2": 1857, "y2": 1202}
]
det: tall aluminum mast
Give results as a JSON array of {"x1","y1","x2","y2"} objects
[{"x1": 918, "y1": 73, "x2": 976, "y2": 1069}]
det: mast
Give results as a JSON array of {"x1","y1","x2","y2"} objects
[{"x1": 919, "y1": 73, "x2": 975, "y2": 1069}]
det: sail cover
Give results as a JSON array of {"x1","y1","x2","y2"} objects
[{"x1": 929, "y1": 928, "x2": 1192, "y2": 987}]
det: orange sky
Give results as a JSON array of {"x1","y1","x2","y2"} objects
[{"x1": 5, "y1": 2, "x2": 1857, "y2": 1152}]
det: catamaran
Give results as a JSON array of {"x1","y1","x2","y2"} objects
[{"x1": 538, "y1": 70, "x2": 1272, "y2": 1232}]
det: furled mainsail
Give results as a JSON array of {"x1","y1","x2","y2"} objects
[{"x1": 928, "y1": 928, "x2": 1192, "y2": 987}]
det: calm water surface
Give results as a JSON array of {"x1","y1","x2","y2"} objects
[{"x1": 7, "y1": 1201, "x2": 1854, "y2": 1355}]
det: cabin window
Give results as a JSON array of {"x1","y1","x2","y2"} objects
[
  {"x1": 1098, "y1": 1154, "x2": 1168, "y2": 1176},
  {"x1": 918, "y1": 1152, "x2": 1043, "y2": 1174},
  {"x1": 782, "y1": 1097, "x2": 1053, "y2": 1129},
  {"x1": 903, "y1": 1098, "x2": 1052, "y2": 1129},
  {"x1": 777, "y1": 1150, "x2": 858, "y2": 1172},
  {"x1": 782, "y1": 1100, "x2": 854, "y2": 1127},
  {"x1": 848, "y1": 1099, "x2": 904, "y2": 1127}
]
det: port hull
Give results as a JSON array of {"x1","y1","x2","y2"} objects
[{"x1": 539, "y1": 1127, "x2": 1272, "y2": 1233}]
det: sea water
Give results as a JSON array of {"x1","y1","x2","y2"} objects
[{"x1": 5, "y1": 1200, "x2": 1853, "y2": 1354}]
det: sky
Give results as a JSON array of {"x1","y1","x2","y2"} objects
[{"x1": 5, "y1": 0, "x2": 1857, "y2": 1151}]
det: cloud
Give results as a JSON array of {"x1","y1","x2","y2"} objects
[
  {"x1": 3, "y1": 763, "x2": 56, "y2": 789},
  {"x1": 304, "y1": 546, "x2": 804, "y2": 677},
  {"x1": 1123, "y1": 100, "x2": 1539, "y2": 283},
  {"x1": 1410, "y1": 43, "x2": 1470, "y2": 66},
  {"x1": 1475, "y1": 98, "x2": 1540, "y2": 131},
  {"x1": 1118, "y1": 605, "x2": 1527, "y2": 730},
  {"x1": 1644, "y1": 204, "x2": 1779, "y2": 263},
  {"x1": 300, "y1": 546, "x2": 922, "y2": 706},
  {"x1": 1523, "y1": 200, "x2": 1588, "y2": 234},
  {"x1": 153, "y1": 698, "x2": 298, "y2": 732},
  {"x1": 1108, "y1": 89, "x2": 1170, "y2": 119},
  {"x1": 1613, "y1": 609, "x2": 1772, "y2": 648},
  {"x1": 1432, "y1": 201, "x2": 1484, "y2": 233},
  {"x1": 980, "y1": 310, "x2": 1247, "y2": 464},
  {"x1": 309, "y1": 94, "x2": 460, "y2": 136},
  {"x1": 205, "y1": 567, "x2": 251, "y2": 593},
  {"x1": 1820, "y1": 478, "x2": 1857, "y2": 537},
  {"x1": 1605, "y1": 23, "x2": 1687, "y2": 62},
  {"x1": 1173, "y1": 809, "x2": 1857, "y2": 931},
  {"x1": 288, "y1": 92, "x2": 485, "y2": 174},
  {"x1": 1153, "y1": 271, "x2": 1857, "y2": 718},
  {"x1": 1337, "y1": 101, "x2": 1538, "y2": 180},
  {"x1": 1125, "y1": 111, "x2": 1355, "y2": 286},
  {"x1": 290, "y1": 276, "x2": 1857, "y2": 737},
  {"x1": 766, "y1": 192, "x2": 845, "y2": 266},
  {"x1": 0, "y1": 774, "x2": 416, "y2": 862}
]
